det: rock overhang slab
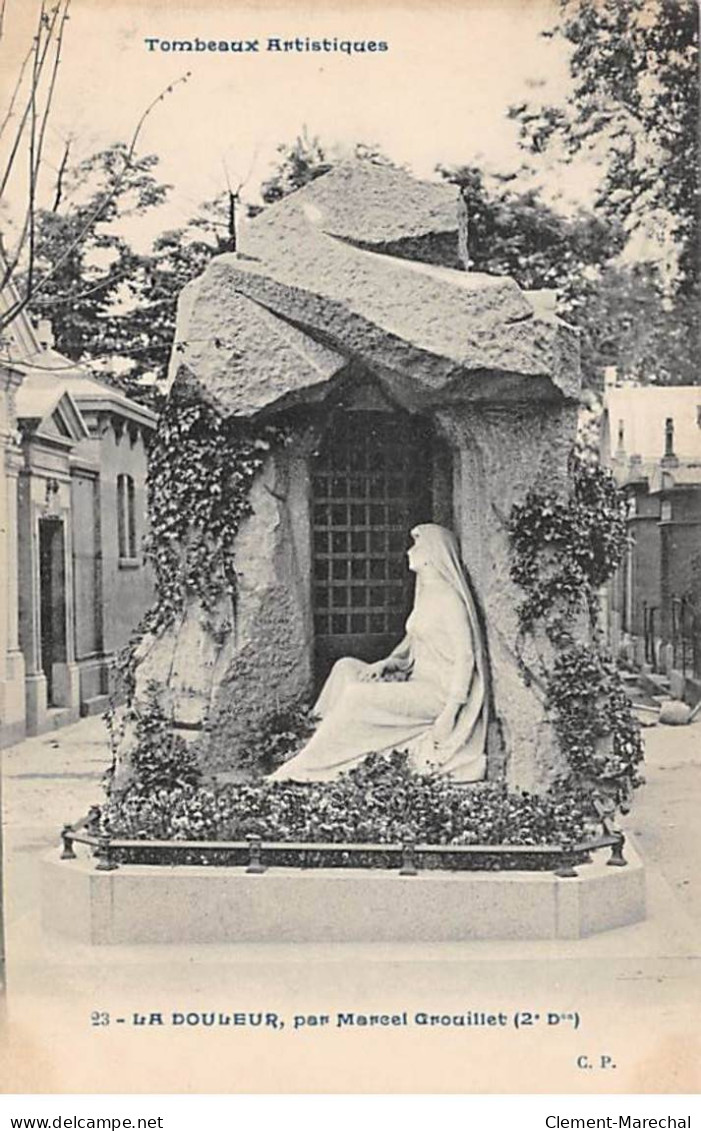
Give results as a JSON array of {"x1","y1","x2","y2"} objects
[{"x1": 170, "y1": 248, "x2": 580, "y2": 418}]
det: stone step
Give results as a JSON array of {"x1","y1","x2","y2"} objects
[
  {"x1": 80, "y1": 694, "x2": 110, "y2": 718},
  {"x1": 44, "y1": 707, "x2": 74, "y2": 731}
]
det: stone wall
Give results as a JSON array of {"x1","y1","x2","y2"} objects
[
  {"x1": 438, "y1": 402, "x2": 578, "y2": 791},
  {"x1": 126, "y1": 440, "x2": 315, "y2": 770}
]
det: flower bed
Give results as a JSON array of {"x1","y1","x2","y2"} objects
[{"x1": 97, "y1": 751, "x2": 601, "y2": 870}]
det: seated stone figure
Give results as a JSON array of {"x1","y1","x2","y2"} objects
[{"x1": 270, "y1": 523, "x2": 488, "y2": 783}]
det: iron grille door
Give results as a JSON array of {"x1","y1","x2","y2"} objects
[{"x1": 312, "y1": 410, "x2": 432, "y2": 687}]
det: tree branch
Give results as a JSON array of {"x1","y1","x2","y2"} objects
[
  {"x1": 0, "y1": 70, "x2": 190, "y2": 334},
  {"x1": 0, "y1": 0, "x2": 59, "y2": 202},
  {"x1": 0, "y1": 41, "x2": 33, "y2": 142},
  {"x1": 51, "y1": 134, "x2": 71, "y2": 211},
  {"x1": 32, "y1": 0, "x2": 71, "y2": 199}
]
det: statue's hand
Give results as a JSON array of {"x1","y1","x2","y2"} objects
[{"x1": 359, "y1": 660, "x2": 387, "y2": 682}]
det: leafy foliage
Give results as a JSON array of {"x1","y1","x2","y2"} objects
[
  {"x1": 235, "y1": 704, "x2": 319, "y2": 777},
  {"x1": 260, "y1": 130, "x2": 332, "y2": 203},
  {"x1": 100, "y1": 750, "x2": 597, "y2": 850},
  {"x1": 439, "y1": 165, "x2": 698, "y2": 388},
  {"x1": 259, "y1": 129, "x2": 394, "y2": 204},
  {"x1": 509, "y1": 453, "x2": 628, "y2": 636},
  {"x1": 509, "y1": 452, "x2": 641, "y2": 794},
  {"x1": 561, "y1": 262, "x2": 701, "y2": 388},
  {"x1": 105, "y1": 695, "x2": 202, "y2": 796},
  {"x1": 24, "y1": 144, "x2": 227, "y2": 407},
  {"x1": 510, "y1": 0, "x2": 699, "y2": 294},
  {"x1": 547, "y1": 646, "x2": 643, "y2": 786},
  {"x1": 26, "y1": 145, "x2": 170, "y2": 391},
  {"x1": 440, "y1": 164, "x2": 622, "y2": 290},
  {"x1": 142, "y1": 391, "x2": 285, "y2": 637},
  {"x1": 104, "y1": 197, "x2": 230, "y2": 400}
]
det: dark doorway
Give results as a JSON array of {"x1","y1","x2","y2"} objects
[
  {"x1": 311, "y1": 409, "x2": 435, "y2": 687},
  {"x1": 39, "y1": 518, "x2": 67, "y2": 705}
]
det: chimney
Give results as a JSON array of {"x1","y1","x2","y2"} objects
[
  {"x1": 662, "y1": 416, "x2": 678, "y2": 466},
  {"x1": 37, "y1": 319, "x2": 54, "y2": 350}
]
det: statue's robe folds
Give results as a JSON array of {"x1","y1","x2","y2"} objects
[{"x1": 269, "y1": 584, "x2": 487, "y2": 783}]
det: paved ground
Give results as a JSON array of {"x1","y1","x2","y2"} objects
[{"x1": 0, "y1": 714, "x2": 699, "y2": 1094}]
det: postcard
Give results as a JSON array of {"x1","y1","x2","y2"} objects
[{"x1": 0, "y1": 0, "x2": 699, "y2": 1097}]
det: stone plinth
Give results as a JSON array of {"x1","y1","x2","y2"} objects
[{"x1": 42, "y1": 844, "x2": 645, "y2": 945}]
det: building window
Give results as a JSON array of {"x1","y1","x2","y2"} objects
[
  {"x1": 660, "y1": 499, "x2": 672, "y2": 523},
  {"x1": 117, "y1": 474, "x2": 137, "y2": 560}
]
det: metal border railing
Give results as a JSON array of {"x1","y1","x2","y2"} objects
[{"x1": 59, "y1": 813, "x2": 628, "y2": 880}]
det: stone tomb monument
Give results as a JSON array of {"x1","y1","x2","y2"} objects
[{"x1": 128, "y1": 162, "x2": 581, "y2": 793}]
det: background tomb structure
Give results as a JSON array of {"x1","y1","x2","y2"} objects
[
  {"x1": 601, "y1": 373, "x2": 701, "y2": 704},
  {"x1": 127, "y1": 162, "x2": 583, "y2": 793},
  {"x1": 0, "y1": 281, "x2": 156, "y2": 744}
]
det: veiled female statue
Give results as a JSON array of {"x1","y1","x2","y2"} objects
[{"x1": 270, "y1": 524, "x2": 488, "y2": 783}]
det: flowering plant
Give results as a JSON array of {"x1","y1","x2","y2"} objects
[{"x1": 100, "y1": 750, "x2": 598, "y2": 852}]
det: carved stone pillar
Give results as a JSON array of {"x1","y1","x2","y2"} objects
[{"x1": 0, "y1": 368, "x2": 26, "y2": 746}]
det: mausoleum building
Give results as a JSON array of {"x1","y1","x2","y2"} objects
[{"x1": 0, "y1": 296, "x2": 155, "y2": 743}]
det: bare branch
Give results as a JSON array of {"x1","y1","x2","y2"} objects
[
  {"x1": 0, "y1": 41, "x2": 34, "y2": 142},
  {"x1": 0, "y1": 4, "x2": 51, "y2": 295},
  {"x1": 25, "y1": 74, "x2": 190, "y2": 298},
  {"x1": 33, "y1": 0, "x2": 71, "y2": 195},
  {"x1": 29, "y1": 265, "x2": 136, "y2": 305},
  {"x1": 51, "y1": 134, "x2": 71, "y2": 211},
  {"x1": 0, "y1": 71, "x2": 190, "y2": 333},
  {"x1": 26, "y1": 0, "x2": 41, "y2": 306},
  {"x1": 221, "y1": 156, "x2": 232, "y2": 193},
  {"x1": 0, "y1": 0, "x2": 60, "y2": 201}
]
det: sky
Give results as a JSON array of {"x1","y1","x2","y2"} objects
[{"x1": 1, "y1": 0, "x2": 599, "y2": 248}]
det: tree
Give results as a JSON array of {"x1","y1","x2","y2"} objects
[
  {"x1": 0, "y1": 8, "x2": 189, "y2": 351},
  {"x1": 439, "y1": 164, "x2": 697, "y2": 388},
  {"x1": 440, "y1": 164, "x2": 622, "y2": 289},
  {"x1": 509, "y1": 0, "x2": 699, "y2": 295},
  {"x1": 259, "y1": 129, "x2": 394, "y2": 205},
  {"x1": 18, "y1": 142, "x2": 221, "y2": 410},
  {"x1": 0, "y1": 0, "x2": 72, "y2": 332},
  {"x1": 26, "y1": 143, "x2": 170, "y2": 360},
  {"x1": 563, "y1": 263, "x2": 700, "y2": 387},
  {"x1": 259, "y1": 130, "x2": 331, "y2": 204}
]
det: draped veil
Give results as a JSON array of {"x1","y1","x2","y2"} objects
[
  {"x1": 402, "y1": 524, "x2": 488, "y2": 781},
  {"x1": 270, "y1": 523, "x2": 489, "y2": 783}
]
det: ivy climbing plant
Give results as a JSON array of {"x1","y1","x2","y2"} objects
[
  {"x1": 105, "y1": 389, "x2": 287, "y2": 794},
  {"x1": 143, "y1": 391, "x2": 286, "y2": 637},
  {"x1": 509, "y1": 451, "x2": 643, "y2": 797}
]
